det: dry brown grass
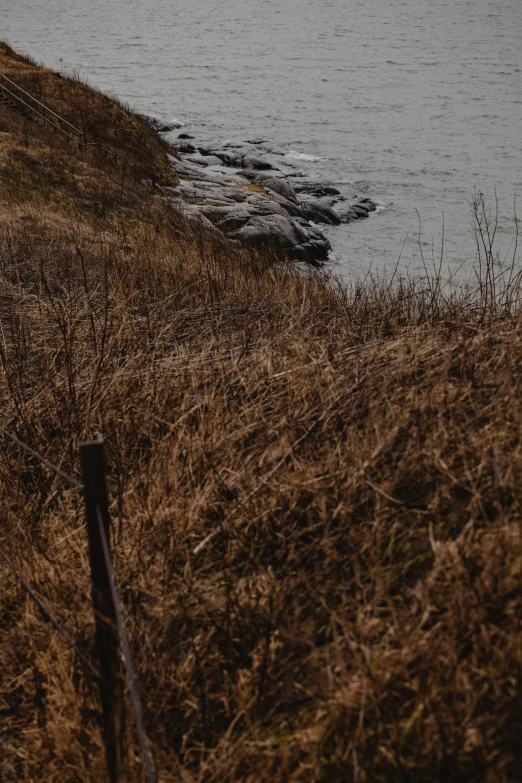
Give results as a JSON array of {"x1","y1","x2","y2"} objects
[
  {"x1": 1, "y1": 44, "x2": 522, "y2": 783},
  {"x1": 0, "y1": 42, "x2": 177, "y2": 185}
]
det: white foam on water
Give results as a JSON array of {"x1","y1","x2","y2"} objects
[{"x1": 286, "y1": 150, "x2": 328, "y2": 163}]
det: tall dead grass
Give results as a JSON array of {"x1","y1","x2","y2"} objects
[{"x1": 0, "y1": 187, "x2": 521, "y2": 782}]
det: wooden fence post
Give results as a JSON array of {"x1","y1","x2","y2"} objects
[{"x1": 80, "y1": 438, "x2": 126, "y2": 783}]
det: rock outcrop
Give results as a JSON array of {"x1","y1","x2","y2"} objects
[{"x1": 144, "y1": 123, "x2": 379, "y2": 265}]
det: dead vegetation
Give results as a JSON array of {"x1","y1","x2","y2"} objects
[
  {"x1": 0, "y1": 42, "x2": 177, "y2": 185},
  {"x1": 0, "y1": 43, "x2": 522, "y2": 783}
]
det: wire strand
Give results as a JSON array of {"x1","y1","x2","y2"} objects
[
  {"x1": 0, "y1": 545, "x2": 101, "y2": 682},
  {"x1": 0, "y1": 426, "x2": 83, "y2": 489}
]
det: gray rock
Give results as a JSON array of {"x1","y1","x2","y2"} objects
[
  {"x1": 216, "y1": 212, "x2": 253, "y2": 232},
  {"x1": 222, "y1": 141, "x2": 250, "y2": 149},
  {"x1": 298, "y1": 199, "x2": 341, "y2": 225},
  {"x1": 334, "y1": 200, "x2": 379, "y2": 222},
  {"x1": 212, "y1": 151, "x2": 242, "y2": 167},
  {"x1": 177, "y1": 142, "x2": 198, "y2": 154},
  {"x1": 293, "y1": 240, "x2": 331, "y2": 265},
  {"x1": 244, "y1": 198, "x2": 291, "y2": 219},
  {"x1": 198, "y1": 205, "x2": 242, "y2": 223},
  {"x1": 211, "y1": 151, "x2": 273, "y2": 170},
  {"x1": 211, "y1": 186, "x2": 249, "y2": 203},
  {"x1": 172, "y1": 201, "x2": 219, "y2": 232},
  {"x1": 300, "y1": 193, "x2": 344, "y2": 208},
  {"x1": 266, "y1": 192, "x2": 304, "y2": 217},
  {"x1": 241, "y1": 154, "x2": 274, "y2": 170},
  {"x1": 183, "y1": 153, "x2": 224, "y2": 168},
  {"x1": 292, "y1": 245, "x2": 306, "y2": 261},
  {"x1": 308, "y1": 239, "x2": 331, "y2": 257},
  {"x1": 289, "y1": 178, "x2": 341, "y2": 197},
  {"x1": 258, "y1": 177, "x2": 297, "y2": 201},
  {"x1": 257, "y1": 141, "x2": 287, "y2": 156},
  {"x1": 350, "y1": 204, "x2": 372, "y2": 218},
  {"x1": 235, "y1": 214, "x2": 302, "y2": 249},
  {"x1": 231, "y1": 213, "x2": 331, "y2": 265},
  {"x1": 240, "y1": 170, "x2": 274, "y2": 183},
  {"x1": 141, "y1": 113, "x2": 183, "y2": 133},
  {"x1": 359, "y1": 197, "x2": 378, "y2": 212},
  {"x1": 333, "y1": 204, "x2": 356, "y2": 222}
]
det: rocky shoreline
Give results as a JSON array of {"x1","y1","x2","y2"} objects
[{"x1": 143, "y1": 115, "x2": 378, "y2": 265}]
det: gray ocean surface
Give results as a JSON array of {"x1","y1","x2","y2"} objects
[{"x1": 2, "y1": 0, "x2": 522, "y2": 280}]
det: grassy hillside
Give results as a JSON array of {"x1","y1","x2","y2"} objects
[
  {"x1": 0, "y1": 42, "x2": 177, "y2": 184},
  {"x1": 1, "y1": 44, "x2": 522, "y2": 783}
]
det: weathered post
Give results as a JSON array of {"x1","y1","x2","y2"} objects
[{"x1": 80, "y1": 438, "x2": 126, "y2": 783}]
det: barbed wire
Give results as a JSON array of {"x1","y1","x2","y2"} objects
[
  {"x1": 0, "y1": 545, "x2": 101, "y2": 682},
  {"x1": 0, "y1": 425, "x2": 83, "y2": 489},
  {"x1": 0, "y1": 429, "x2": 100, "y2": 680},
  {"x1": 0, "y1": 426, "x2": 156, "y2": 778}
]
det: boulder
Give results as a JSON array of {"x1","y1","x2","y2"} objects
[
  {"x1": 289, "y1": 178, "x2": 341, "y2": 197},
  {"x1": 335, "y1": 201, "x2": 376, "y2": 222},
  {"x1": 258, "y1": 177, "x2": 297, "y2": 202},
  {"x1": 176, "y1": 142, "x2": 198, "y2": 154},
  {"x1": 298, "y1": 198, "x2": 341, "y2": 225},
  {"x1": 359, "y1": 197, "x2": 378, "y2": 212},
  {"x1": 293, "y1": 240, "x2": 331, "y2": 265},
  {"x1": 212, "y1": 151, "x2": 242, "y2": 167},
  {"x1": 265, "y1": 192, "x2": 304, "y2": 217},
  {"x1": 241, "y1": 155, "x2": 274, "y2": 171},
  {"x1": 232, "y1": 214, "x2": 330, "y2": 264},
  {"x1": 350, "y1": 204, "x2": 372, "y2": 218},
  {"x1": 201, "y1": 185, "x2": 249, "y2": 203},
  {"x1": 211, "y1": 150, "x2": 273, "y2": 170},
  {"x1": 234, "y1": 214, "x2": 302, "y2": 249}
]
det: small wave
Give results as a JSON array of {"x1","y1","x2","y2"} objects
[
  {"x1": 286, "y1": 150, "x2": 328, "y2": 163},
  {"x1": 143, "y1": 113, "x2": 184, "y2": 132}
]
